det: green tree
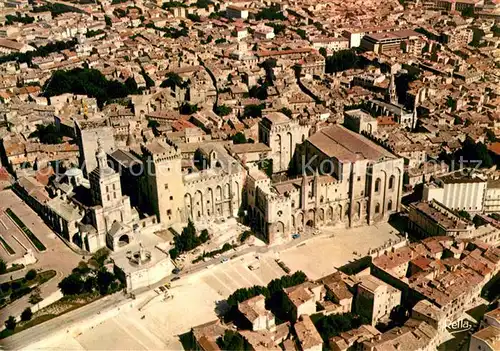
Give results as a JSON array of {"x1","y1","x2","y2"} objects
[
  {"x1": 319, "y1": 47, "x2": 327, "y2": 57},
  {"x1": 461, "y1": 6, "x2": 474, "y2": 18},
  {"x1": 43, "y1": 68, "x2": 135, "y2": 108},
  {"x1": 265, "y1": 22, "x2": 285, "y2": 35},
  {"x1": 458, "y1": 210, "x2": 471, "y2": 220},
  {"x1": 454, "y1": 137, "x2": 493, "y2": 168},
  {"x1": 239, "y1": 230, "x2": 253, "y2": 242},
  {"x1": 243, "y1": 104, "x2": 265, "y2": 118},
  {"x1": 486, "y1": 129, "x2": 497, "y2": 143},
  {"x1": 5, "y1": 316, "x2": 16, "y2": 330},
  {"x1": 295, "y1": 29, "x2": 306, "y2": 39},
  {"x1": 179, "y1": 103, "x2": 198, "y2": 115},
  {"x1": 1, "y1": 282, "x2": 10, "y2": 293},
  {"x1": 148, "y1": 119, "x2": 160, "y2": 129},
  {"x1": 232, "y1": 132, "x2": 247, "y2": 144},
  {"x1": 160, "y1": 72, "x2": 185, "y2": 89},
  {"x1": 170, "y1": 220, "x2": 210, "y2": 259},
  {"x1": 169, "y1": 247, "x2": 180, "y2": 260},
  {"x1": 21, "y1": 307, "x2": 33, "y2": 322},
  {"x1": 279, "y1": 107, "x2": 293, "y2": 118},
  {"x1": 29, "y1": 288, "x2": 42, "y2": 305},
  {"x1": 215, "y1": 105, "x2": 232, "y2": 116},
  {"x1": 195, "y1": 0, "x2": 213, "y2": 9},
  {"x1": 97, "y1": 269, "x2": 115, "y2": 295},
  {"x1": 325, "y1": 49, "x2": 366, "y2": 73},
  {"x1": 314, "y1": 312, "x2": 368, "y2": 342},
  {"x1": 28, "y1": 123, "x2": 63, "y2": 144},
  {"x1": 32, "y1": 3, "x2": 83, "y2": 17},
  {"x1": 162, "y1": 1, "x2": 187, "y2": 9},
  {"x1": 217, "y1": 330, "x2": 251, "y2": 351},
  {"x1": 124, "y1": 77, "x2": 138, "y2": 94},
  {"x1": 85, "y1": 29, "x2": 105, "y2": 38},
  {"x1": 5, "y1": 13, "x2": 34, "y2": 25},
  {"x1": 25, "y1": 269, "x2": 37, "y2": 281},
  {"x1": 59, "y1": 273, "x2": 84, "y2": 295},
  {"x1": 255, "y1": 5, "x2": 285, "y2": 21},
  {"x1": 83, "y1": 275, "x2": 97, "y2": 293},
  {"x1": 91, "y1": 248, "x2": 110, "y2": 267},
  {"x1": 140, "y1": 68, "x2": 155, "y2": 88},
  {"x1": 248, "y1": 84, "x2": 268, "y2": 100},
  {"x1": 0, "y1": 38, "x2": 78, "y2": 66},
  {"x1": 227, "y1": 286, "x2": 270, "y2": 308},
  {"x1": 72, "y1": 261, "x2": 91, "y2": 275},
  {"x1": 105, "y1": 15, "x2": 112, "y2": 26},
  {"x1": 199, "y1": 229, "x2": 209, "y2": 243},
  {"x1": 187, "y1": 13, "x2": 201, "y2": 22}
]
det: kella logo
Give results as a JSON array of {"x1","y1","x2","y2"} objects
[{"x1": 447, "y1": 319, "x2": 475, "y2": 334}]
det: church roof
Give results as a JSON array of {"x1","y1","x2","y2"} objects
[{"x1": 108, "y1": 221, "x2": 132, "y2": 238}]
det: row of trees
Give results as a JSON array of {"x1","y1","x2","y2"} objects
[
  {"x1": 145, "y1": 22, "x2": 189, "y2": 39},
  {"x1": 169, "y1": 220, "x2": 209, "y2": 259},
  {"x1": 6, "y1": 13, "x2": 34, "y2": 25},
  {"x1": 0, "y1": 38, "x2": 78, "y2": 65},
  {"x1": 32, "y1": 3, "x2": 84, "y2": 17},
  {"x1": 43, "y1": 68, "x2": 139, "y2": 108},
  {"x1": 255, "y1": 5, "x2": 285, "y2": 21},
  {"x1": 439, "y1": 136, "x2": 494, "y2": 169}
]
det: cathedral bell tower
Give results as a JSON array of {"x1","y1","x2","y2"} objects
[{"x1": 89, "y1": 138, "x2": 123, "y2": 209}]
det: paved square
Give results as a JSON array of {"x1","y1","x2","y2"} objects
[
  {"x1": 278, "y1": 222, "x2": 401, "y2": 280},
  {"x1": 27, "y1": 222, "x2": 401, "y2": 350}
]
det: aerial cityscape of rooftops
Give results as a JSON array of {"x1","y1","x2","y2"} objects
[{"x1": 0, "y1": 0, "x2": 500, "y2": 350}]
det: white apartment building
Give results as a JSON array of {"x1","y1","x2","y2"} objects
[
  {"x1": 423, "y1": 171, "x2": 487, "y2": 212},
  {"x1": 226, "y1": 5, "x2": 249, "y2": 19}
]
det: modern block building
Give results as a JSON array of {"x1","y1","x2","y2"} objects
[{"x1": 423, "y1": 171, "x2": 488, "y2": 212}]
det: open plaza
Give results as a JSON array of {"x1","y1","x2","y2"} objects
[{"x1": 18, "y1": 222, "x2": 401, "y2": 350}]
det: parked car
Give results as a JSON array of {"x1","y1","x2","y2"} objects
[
  {"x1": 172, "y1": 267, "x2": 181, "y2": 274},
  {"x1": 292, "y1": 233, "x2": 300, "y2": 239},
  {"x1": 221, "y1": 257, "x2": 229, "y2": 263},
  {"x1": 171, "y1": 276, "x2": 181, "y2": 282}
]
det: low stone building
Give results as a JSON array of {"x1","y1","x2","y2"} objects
[
  {"x1": 284, "y1": 282, "x2": 324, "y2": 321},
  {"x1": 356, "y1": 274, "x2": 402, "y2": 326},
  {"x1": 294, "y1": 315, "x2": 323, "y2": 351},
  {"x1": 408, "y1": 200, "x2": 475, "y2": 238},
  {"x1": 238, "y1": 294, "x2": 276, "y2": 332}
]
